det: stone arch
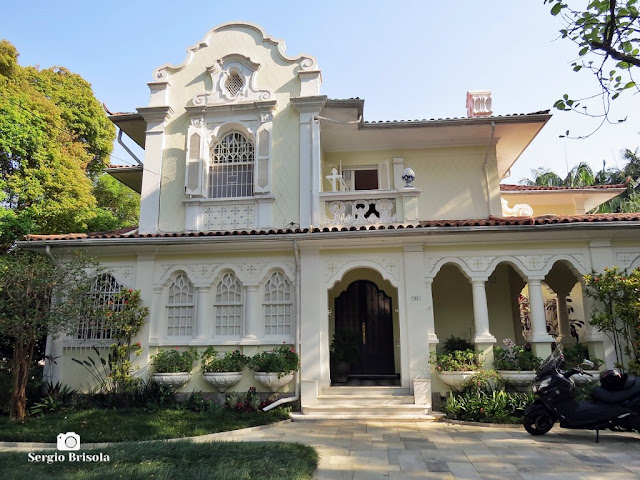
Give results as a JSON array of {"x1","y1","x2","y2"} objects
[
  {"x1": 326, "y1": 260, "x2": 399, "y2": 290},
  {"x1": 157, "y1": 266, "x2": 196, "y2": 287},
  {"x1": 540, "y1": 255, "x2": 588, "y2": 278},
  {"x1": 629, "y1": 254, "x2": 640, "y2": 270},
  {"x1": 486, "y1": 256, "x2": 529, "y2": 279},
  {"x1": 427, "y1": 257, "x2": 475, "y2": 281}
]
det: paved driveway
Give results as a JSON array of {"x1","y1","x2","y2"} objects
[{"x1": 198, "y1": 420, "x2": 640, "y2": 480}]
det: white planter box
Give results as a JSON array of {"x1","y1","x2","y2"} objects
[
  {"x1": 498, "y1": 370, "x2": 536, "y2": 389},
  {"x1": 254, "y1": 372, "x2": 294, "y2": 392},
  {"x1": 438, "y1": 371, "x2": 477, "y2": 391},
  {"x1": 202, "y1": 372, "x2": 243, "y2": 392},
  {"x1": 151, "y1": 372, "x2": 191, "y2": 388}
]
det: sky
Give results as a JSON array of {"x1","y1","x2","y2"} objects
[{"x1": 2, "y1": 0, "x2": 639, "y2": 184}]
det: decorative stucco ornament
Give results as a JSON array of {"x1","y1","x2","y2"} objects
[{"x1": 402, "y1": 168, "x2": 416, "y2": 188}]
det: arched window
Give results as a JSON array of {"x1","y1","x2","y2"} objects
[
  {"x1": 209, "y1": 131, "x2": 254, "y2": 198},
  {"x1": 263, "y1": 271, "x2": 292, "y2": 336},
  {"x1": 78, "y1": 273, "x2": 122, "y2": 340},
  {"x1": 214, "y1": 272, "x2": 243, "y2": 336},
  {"x1": 167, "y1": 274, "x2": 195, "y2": 337}
]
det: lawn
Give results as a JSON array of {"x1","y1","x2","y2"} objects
[
  {"x1": 0, "y1": 441, "x2": 318, "y2": 480},
  {"x1": 0, "y1": 408, "x2": 290, "y2": 443}
]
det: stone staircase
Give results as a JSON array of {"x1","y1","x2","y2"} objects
[{"x1": 290, "y1": 386, "x2": 443, "y2": 421}]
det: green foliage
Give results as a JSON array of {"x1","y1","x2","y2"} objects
[
  {"x1": 494, "y1": 339, "x2": 543, "y2": 371},
  {"x1": 330, "y1": 330, "x2": 361, "y2": 364},
  {"x1": 561, "y1": 343, "x2": 603, "y2": 368},
  {"x1": 152, "y1": 347, "x2": 198, "y2": 373},
  {"x1": 461, "y1": 369, "x2": 502, "y2": 392},
  {"x1": 584, "y1": 266, "x2": 640, "y2": 371},
  {"x1": 247, "y1": 345, "x2": 300, "y2": 377},
  {"x1": 545, "y1": 0, "x2": 640, "y2": 124},
  {"x1": 431, "y1": 349, "x2": 483, "y2": 372},
  {"x1": 87, "y1": 174, "x2": 140, "y2": 232},
  {"x1": 0, "y1": 250, "x2": 101, "y2": 421},
  {"x1": 201, "y1": 348, "x2": 247, "y2": 373},
  {"x1": 444, "y1": 389, "x2": 535, "y2": 423},
  {"x1": 226, "y1": 387, "x2": 272, "y2": 412},
  {"x1": 28, "y1": 382, "x2": 76, "y2": 416},
  {"x1": 442, "y1": 335, "x2": 474, "y2": 354}
]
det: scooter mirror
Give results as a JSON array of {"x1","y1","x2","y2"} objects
[{"x1": 582, "y1": 359, "x2": 594, "y2": 368}]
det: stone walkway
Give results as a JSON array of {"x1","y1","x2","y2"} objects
[
  {"x1": 2, "y1": 420, "x2": 640, "y2": 479},
  {"x1": 194, "y1": 420, "x2": 640, "y2": 480}
]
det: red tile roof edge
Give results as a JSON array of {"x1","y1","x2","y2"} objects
[
  {"x1": 21, "y1": 214, "x2": 640, "y2": 242},
  {"x1": 501, "y1": 184, "x2": 626, "y2": 191}
]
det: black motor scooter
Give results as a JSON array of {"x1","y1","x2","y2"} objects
[{"x1": 523, "y1": 347, "x2": 640, "y2": 441}]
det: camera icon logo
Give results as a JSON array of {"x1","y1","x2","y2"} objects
[{"x1": 57, "y1": 432, "x2": 80, "y2": 451}]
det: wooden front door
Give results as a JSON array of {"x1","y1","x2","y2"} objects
[{"x1": 334, "y1": 280, "x2": 394, "y2": 375}]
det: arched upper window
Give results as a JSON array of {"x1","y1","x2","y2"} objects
[
  {"x1": 167, "y1": 274, "x2": 195, "y2": 337},
  {"x1": 78, "y1": 273, "x2": 123, "y2": 340},
  {"x1": 208, "y1": 131, "x2": 254, "y2": 198},
  {"x1": 214, "y1": 272, "x2": 243, "y2": 336},
  {"x1": 263, "y1": 271, "x2": 292, "y2": 336}
]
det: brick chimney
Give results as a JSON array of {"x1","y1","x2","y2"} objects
[{"x1": 466, "y1": 91, "x2": 492, "y2": 118}]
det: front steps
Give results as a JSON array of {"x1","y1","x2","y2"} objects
[{"x1": 290, "y1": 386, "x2": 444, "y2": 421}]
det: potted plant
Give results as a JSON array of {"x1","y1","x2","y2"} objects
[
  {"x1": 494, "y1": 338, "x2": 543, "y2": 388},
  {"x1": 431, "y1": 336, "x2": 483, "y2": 391},
  {"x1": 562, "y1": 343, "x2": 602, "y2": 384},
  {"x1": 150, "y1": 347, "x2": 198, "y2": 388},
  {"x1": 247, "y1": 345, "x2": 299, "y2": 392},
  {"x1": 330, "y1": 330, "x2": 360, "y2": 384},
  {"x1": 201, "y1": 348, "x2": 247, "y2": 392}
]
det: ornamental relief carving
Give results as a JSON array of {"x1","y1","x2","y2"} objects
[
  {"x1": 324, "y1": 255, "x2": 401, "y2": 284},
  {"x1": 157, "y1": 264, "x2": 221, "y2": 283},
  {"x1": 107, "y1": 266, "x2": 134, "y2": 288},
  {"x1": 203, "y1": 204, "x2": 256, "y2": 231},
  {"x1": 616, "y1": 252, "x2": 640, "y2": 269}
]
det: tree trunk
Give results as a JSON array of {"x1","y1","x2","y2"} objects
[{"x1": 10, "y1": 337, "x2": 36, "y2": 422}]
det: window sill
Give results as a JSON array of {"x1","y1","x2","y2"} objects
[{"x1": 183, "y1": 195, "x2": 275, "y2": 206}]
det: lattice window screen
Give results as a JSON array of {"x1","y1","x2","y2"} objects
[
  {"x1": 209, "y1": 132, "x2": 254, "y2": 198},
  {"x1": 225, "y1": 71, "x2": 244, "y2": 97},
  {"x1": 77, "y1": 273, "x2": 123, "y2": 340},
  {"x1": 263, "y1": 272, "x2": 292, "y2": 336},
  {"x1": 167, "y1": 274, "x2": 195, "y2": 337},
  {"x1": 215, "y1": 273, "x2": 243, "y2": 336}
]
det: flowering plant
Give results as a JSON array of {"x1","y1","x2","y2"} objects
[
  {"x1": 151, "y1": 347, "x2": 198, "y2": 373},
  {"x1": 201, "y1": 348, "x2": 247, "y2": 373},
  {"x1": 431, "y1": 349, "x2": 483, "y2": 372},
  {"x1": 247, "y1": 345, "x2": 299, "y2": 378},
  {"x1": 493, "y1": 338, "x2": 542, "y2": 371}
]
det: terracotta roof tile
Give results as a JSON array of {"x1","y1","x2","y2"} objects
[
  {"x1": 21, "y1": 213, "x2": 640, "y2": 243},
  {"x1": 501, "y1": 184, "x2": 626, "y2": 191}
]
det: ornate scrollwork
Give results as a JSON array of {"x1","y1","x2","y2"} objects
[{"x1": 326, "y1": 199, "x2": 397, "y2": 226}]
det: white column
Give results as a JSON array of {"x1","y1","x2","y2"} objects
[
  {"x1": 471, "y1": 279, "x2": 496, "y2": 343},
  {"x1": 291, "y1": 97, "x2": 325, "y2": 229},
  {"x1": 241, "y1": 285, "x2": 260, "y2": 345},
  {"x1": 150, "y1": 287, "x2": 163, "y2": 344},
  {"x1": 555, "y1": 292, "x2": 571, "y2": 344},
  {"x1": 299, "y1": 248, "x2": 326, "y2": 406},
  {"x1": 137, "y1": 106, "x2": 173, "y2": 234},
  {"x1": 528, "y1": 278, "x2": 555, "y2": 343},
  {"x1": 194, "y1": 286, "x2": 210, "y2": 342},
  {"x1": 402, "y1": 245, "x2": 431, "y2": 405},
  {"x1": 424, "y1": 279, "x2": 438, "y2": 344}
]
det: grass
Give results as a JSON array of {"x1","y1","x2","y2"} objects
[
  {"x1": 0, "y1": 441, "x2": 318, "y2": 480},
  {"x1": 0, "y1": 408, "x2": 290, "y2": 443}
]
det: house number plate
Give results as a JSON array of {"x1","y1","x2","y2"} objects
[{"x1": 411, "y1": 296, "x2": 421, "y2": 301}]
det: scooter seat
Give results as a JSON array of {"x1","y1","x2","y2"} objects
[{"x1": 591, "y1": 377, "x2": 640, "y2": 404}]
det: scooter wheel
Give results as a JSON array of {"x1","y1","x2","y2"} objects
[{"x1": 523, "y1": 411, "x2": 555, "y2": 435}]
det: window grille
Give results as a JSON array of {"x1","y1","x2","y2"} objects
[
  {"x1": 263, "y1": 272, "x2": 292, "y2": 336},
  {"x1": 215, "y1": 273, "x2": 243, "y2": 336},
  {"x1": 225, "y1": 71, "x2": 244, "y2": 97},
  {"x1": 77, "y1": 273, "x2": 122, "y2": 340},
  {"x1": 209, "y1": 132, "x2": 254, "y2": 198},
  {"x1": 167, "y1": 274, "x2": 195, "y2": 337}
]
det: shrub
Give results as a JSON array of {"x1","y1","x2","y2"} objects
[
  {"x1": 461, "y1": 370, "x2": 501, "y2": 392},
  {"x1": 444, "y1": 390, "x2": 535, "y2": 423},
  {"x1": 247, "y1": 345, "x2": 299, "y2": 378},
  {"x1": 151, "y1": 347, "x2": 198, "y2": 373},
  {"x1": 562, "y1": 343, "x2": 602, "y2": 369},
  {"x1": 493, "y1": 338, "x2": 542, "y2": 371},
  {"x1": 201, "y1": 348, "x2": 247, "y2": 373},
  {"x1": 431, "y1": 349, "x2": 483, "y2": 372},
  {"x1": 442, "y1": 335, "x2": 474, "y2": 354}
]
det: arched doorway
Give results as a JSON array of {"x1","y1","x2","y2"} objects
[{"x1": 334, "y1": 280, "x2": 395, "y2": 375}]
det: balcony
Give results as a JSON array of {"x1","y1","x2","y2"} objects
[{"x1": 320, "y1": 189, "x2": 421, "y2": 227}]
